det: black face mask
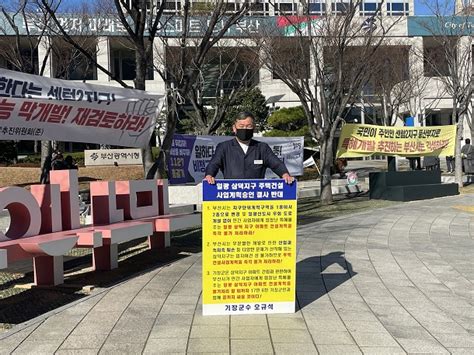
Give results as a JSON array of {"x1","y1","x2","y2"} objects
[{"x1": 236, "y1": 129, "x2": 253, "y2": 142}]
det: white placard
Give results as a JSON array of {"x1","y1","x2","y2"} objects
[{"x1": 84, "y1": 149, "x2": 142, "y2": 166}]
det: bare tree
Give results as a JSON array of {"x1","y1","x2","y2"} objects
[
  {"x1": 38, "y1": 0, "x2": 250, "y2": 178},
  {"x1": 163, "y1": 43, "x2": 260, "y2": 134},
  {"x1": 148, "y1": 1, "x2": 251, "y2": 178},
  {"x1": 362, "y1": 43, "x2": 441, "y2": 127},
  {"x1": 254, "y1": 1, "x2": 399, "y2": 204},
  {"x1": 0, "y1": 1, "x2": 52, "y2": 171},
  {"x1": 416, "y1": 0, "x2": 473, "y2": 186}
]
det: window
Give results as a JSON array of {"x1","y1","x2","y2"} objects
[
  {"x1": 360, "y1": 1, "x2": 380, "y2": 16},
  {"x1": 271, "y1": 38, "x2": 310, "y2": 80},
  {"x1": 424, "y1": 46, "x2": 450, "y2": 77},
  {"x1": 309, "y1": 1, "x2": 326, "y2": 15},
  {"x1": 250, "y1": 3, "x2": 264, "y2": 13},
  {"x1": 331, "y1": 1, "x2": 353, "y2": 14},
  {"x1": 275, "y1": 2, "x2": 297, "y2": 15},
  {"x1": 110, "y1": 43, "x2": 154, "y2": 81},
  {"x1": 0, "y1": 39, "x2": 39, "y2": 74},
  {"x1": 163, "y1": 1, "x2": 179, "y2": 13},
  {"x1": 386, "y1": 2, "x2": 409, "y2": 16},
  {"x1": 52, "y1": 38, "x2": 97, "y2": 80}
]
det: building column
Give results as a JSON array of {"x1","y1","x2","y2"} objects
[
  {"x1": 150, "y1": 39, "x2": 166, "y2": 91},
  {"x1": 409, "y1": 37, "x2": 425, "y2": 127},
  {"x1": 257, "y1": 46, "x2": 275, "y2": 103},
  {"x1": 459, "y1": 35, "x2": 473, "y2": 139},
  {"x1": 38, "y1": 36, "x2": 52, "y2": 77},
  {"x1": 96, "y1": 36, "x2": 110, "y2": 83}
]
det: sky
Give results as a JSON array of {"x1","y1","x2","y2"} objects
[
  {"x1": 0, "y1": 0, "x2": 443, "y2": 17},
  {"x1": 414, "y1": 0, "x2": 434, "y2": 15}
]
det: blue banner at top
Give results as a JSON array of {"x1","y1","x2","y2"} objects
[
  {"x1": 408, "y1": 16, "x2": 474, "y2": 36},
  {"x1": 203, "y1": 179, "x2": 297, "y2": 202}
]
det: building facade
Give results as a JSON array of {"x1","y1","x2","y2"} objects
[{"x1": 0, "y1": 0, "x2": 472, "y2": 143}]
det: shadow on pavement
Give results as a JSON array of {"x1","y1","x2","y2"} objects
[
  {"x1": 296, "y1": 251, "x2": 356, "y2": 310},
  {"x1": 0, "y1": 236, "x2": 198, "y2": 330}
]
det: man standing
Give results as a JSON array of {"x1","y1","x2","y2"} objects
[
  {"x1": 205, "y1": 112, "x2": 294, "y2": 184},
  {"x1": 461, "y1": 138, "x2": 473, "y2": 174},
  {"x1": 446, "y1": 155, "x2": 455, "y2": 173}
]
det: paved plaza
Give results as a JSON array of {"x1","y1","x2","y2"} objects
[{"x1": 0, "y1": 194, "x2": 473, "y2": 354}]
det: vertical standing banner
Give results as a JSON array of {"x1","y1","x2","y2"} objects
[{"x1": 202, "y1": 179, "x2": 297, "y2": 315}]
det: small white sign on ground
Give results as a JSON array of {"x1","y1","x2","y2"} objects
[{"x1": 84, "y1": 149, "x2": 142, "y2": 166}]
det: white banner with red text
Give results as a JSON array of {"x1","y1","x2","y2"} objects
[{"x1": 0, "y1": 68, "x2": 163, "y2": 147}]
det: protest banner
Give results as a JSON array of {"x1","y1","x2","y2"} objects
[
  {"x1": 202, "y1": 179, "x2": 297, "y2": 315},
  {"x1": 336, "y1": 124, "x2": 456, "y2": 158},
  {"x1": 0, "y1": 68, "x2": 163, "y2": 147},
  {"x1": 168, "y1": 135, "x2": 304, "y2": 184}
]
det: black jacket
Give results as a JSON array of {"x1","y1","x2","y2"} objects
[{"x1": 205, "y1": 138, "x2": 289, "y2": 179}]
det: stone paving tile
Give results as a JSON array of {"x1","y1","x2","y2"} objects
[
  {"x1": 310, "y1": 331, "x2": 355, "y2": 345},
  {"x1": 148, "y1": 324, "x2": 191, "y2": 339},
  {"x1": 159, "y1": 302, "x2": 196, "y2": 314},
  {"x1": 448, "y1": 348, "x2": 474, "y2": 355},
  {"x1": 305, "y1": 319, "x2": 348, "y2": 332},
  {"x1": 0, "y1": 324, "x2": 40, "y2": 354},
  {"x1": 74, "y1": 309, "x2": 121, "y2": 326},
  {"x1": 231, "y1": 325, "x2": 270, "y2": 339},
  {"x1": 230, "y1": 339, "x2": 273, "y2": 353},
  {"x1": 350, "y1": 331, "x2": 399, "y2": 347},
  {"x1": 267, "y1": 316, "x2": 307, "y2": 329},
  {"x1": 395, "y1": 338, "x2": 450, "y2": 354},
  {"x1": 99, "y1": 342, "x2": 144, "y2": 354},
  {"x1": 193, "y1": 314, "x2": 230, "y2": 326},
  {"x1": 106, "y1": 329, "x2": 150, "y2": 344},
  {"x1": 60, "y1": 334, "x2": 108, "y2": 349},
  {"x1": 154, "y1": 313, "x2": 194, "y2": 326},
  {"x1": 25, "y1": 324, "x2": 74, "y2": 341},
  {"x1": 190, "y1": 325, "x2": 229, "y2": 338},
  {"x1": 343, "y1": 320, "x2": 390, "y2": 333},
  {"x1": 383, "y1": 325, "x2": 433, "y2": 339},
  {"x1": 270, "y1": 329, "x2": 314, "y2": 343},
  {"x1": 55, "y1": 349, "x2": 100, "y2": 355},
  {"x1": 230, "y1": 315, "x2": 266, "y2": 326},
  {"x1": 143, "y1": 337, "x2": 188, "y2": 354},
  {"x1": 187, "y1": 337, "x2": 230, "y2": 353},
  {"x1": 317, "y1": 344, "x2": 362, "y2": 354},
  {"x1": 272, "y1": 342, "x2": 317, "y2": 354},
  {"x1": 360, "y1": 346, "x2": 406, "y2": 354},
  {"x1": 11, "y1": 339, "x2": 61, "y2": 354},
  {"x1": 434, "y1": 333, "x2": 474, "y2": 348}
]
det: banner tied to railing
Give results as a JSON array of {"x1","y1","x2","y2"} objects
[
  {"x1": 336, "y1": 124, "x2": 456, "y2": 158},
  {"x1": 0, "y1": 68, "x2": 163, "y2": 147}
]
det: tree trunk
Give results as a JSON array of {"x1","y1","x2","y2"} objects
[
  {"x1": 319, "y1": 137, "x2": 334, "y2": 205},
  {"x1": 158, "y1": 109, "x2": 178, "y2": 177},
  {"x1": 454, "y1": 113, "x2": 464, "y2": 188},
  {"x1": 146, "y1": 108, "x2": 178, "y2": 179},
  {"x1": 135, "y1": 51, "x2": 155, "y2": 178},
  {"x1": 40, "y1": 140, "x2": 52, "y2": 183}
]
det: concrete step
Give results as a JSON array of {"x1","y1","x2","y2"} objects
[
  {"x1": 298, "y1": 184, "x2": 367, "y2": 198},
  {"x1": 298, "y1": 178, "x2": 369, "y2": 188},
  {"x1": 440, "y1": 175, "x2": 473, "y2": 184},
  {"x1": 169, "y1": 204, "x2": 196, "y2": 214}
]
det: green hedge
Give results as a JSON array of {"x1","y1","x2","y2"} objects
[
  {"x1": 20, "y1": 151, "x2": 85, "y2": 166},
  {"x1": 19, "y1": 148, "x2": 161, "y2": 167}
]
